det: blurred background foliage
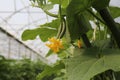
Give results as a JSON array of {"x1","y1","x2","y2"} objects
[{"x1": 0, "y1": 55, "x2": 59, "y2": 80}]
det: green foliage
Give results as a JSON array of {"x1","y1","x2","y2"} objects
[
  {"x1": 109, "y1": 6, "x2": 120, "y2": 18},
  {"x1": 36, "y1": 61, "x2": 65, "y2": 80},
  {"x1": 66, "y1": 13, "x2": 92, "y2": 41},
  {"x1": 115, "y1": 72, "x2": 120, "y2": 80},
  {"x1": 66, "y1": 0, "x2": 93, "y2": 41},
  {"x1": 66, "y1": 48, "x2": 120, "y2": 80},
  {"x1": 22, "y1": 28, "x2": 57, "y2": 42},
  {"x1": 48, "y1": 0, "x2": 69, "y2": 8},
  {"x1": 22, "y1": 19, "x2": 60, "y2": 42},
  {"x1": 22, "y1": 0, "x2": 120, "y2": 80},
  {"x1": 67, "y1": 0, "x2": 94, "y2": 14},
  {"x1": 40, "y1": 19, "x2": 60, "y2": 29},
  {"x1": 0, "y1": 57, "x2": 45, "y2": 80},
  {"x1": 42, "y1": 4, "x2": 53, "y2": 10},
  {"x1": 92, "y1": 0, "x2": 110, "y2": 11}
]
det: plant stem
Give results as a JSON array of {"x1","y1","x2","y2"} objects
[
  {"x1": 98, "y1": 8, "x2": 120, "y2": 48},
  {"x1": 81, "y1": 33, "x2": 92, "y2": 48},
  {"x1": 76, "y1": 14, "x2": 92, "y2": 48},
  {"x1": 34, "y1": 5, "x2": 59, "y2": 18},
  {"x1": 95, "y1": 21, "x2": 101, "y2": 40},
  {"x1": 87, "y1": 9, "x2": 106, "y2": 25},
  {"x1": 43, "y1": 10, "x2": 58, "y2": 18}
]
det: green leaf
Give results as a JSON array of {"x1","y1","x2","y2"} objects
[
  {"x1": 67, "y1": 0, "x2": 94, "y2": 14},
  {"x1": 92, "y1": 39, "x2": 112, "y2": 49},
  {"x1": 22, "y1": 27, "x2": 57, "y2": 42},
  {"x1": 84, "y1": 9, "x2": 95, "y2": 20},
  {"x1": 22, "y1": 19, "x2": 60, "y2": 42},
  {"x1": 22, "y1": 29, "x2": 39, "y2": 41},
  {"x1": 53, "y1": 75, "x2": 67, "y2": 80},
  {"x1": 77, "y1": 14, "x2": 92, "y2": 34},
  {"x1": 43, "y1": 4, "x2": 54, "y2": 10},
  {"x1": 48, "y1": 0, "x2": 59, "y2": 4},
  {"x1": 48, "y1": 0, "x2": 69, "y2": 8},
  {"x1": 66, "y1": 0, "x2": 93, "y2": 41},
  {"x1": 36, "y1": 62, "x2": 65, "y2": 80},
  {"x1": 66, "y1": 48, "x2": 120, "y2": 80},
  {"x1": 115, "y1": 72, "x2": 120, "y2": 80},
  {"x1": 53, "y1": 77, "x2": 63, "y2": 80},
  {"x1": 41, "y1": 19, "x2": 60, "y2": 28},
  {"x1": 109, "y1": 6, "x2": 120, "y2": 18},
  {"x1": 66, "y1": 13, "x2": 92, "y2": 41},
  {"x1": 92, "y1": 0, "x2": 110, "y2": 11},
  {"x1": 61, "y1": 0, "x2": 69, "y2": 8},
  {"x1": 116, "y1": 22, "x2": 120, "y2": 30}
]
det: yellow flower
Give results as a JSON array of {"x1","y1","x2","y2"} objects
[
  {"x1": 46, "y1": 37, "x2": 63, "y2": 53},
  {"x1": 77, "y1": 40, "x2": 82, "y2": 48}
]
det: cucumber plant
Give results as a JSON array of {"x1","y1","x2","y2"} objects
[{"x1": 22, "y1": 0, "x2": 120, "y2": 80}]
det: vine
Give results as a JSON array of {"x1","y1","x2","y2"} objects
[{"x1": 22, "y1": 0, "x2": 120, "y2": 80}]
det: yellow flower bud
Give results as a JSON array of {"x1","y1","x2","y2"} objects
[{"x1": 77, "y1": 40, "x2": 82, "y2": 48}]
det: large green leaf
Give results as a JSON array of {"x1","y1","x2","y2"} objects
[
  {"x1": 66, "y1": 48, "x2": 120, "y2": 80},
  {"x1": 36, "y1": 62, "x2": 65, "y2": 80},
  {"x1": 109, "y1": 6, "x2": 120, "y2": 18},
  {"x1": 22, "y1": 19, "x2": 60, "y2": 42},
  {"x1": 92, "y1": 0, "x2": 110, "y2": 11},
  {"x1": 67, "y1": 0, "x2": 94, "y2": 14},
  {"x1": 66, "y1": 0, "x2": 93, "y2": 41},
  {"x1": 66, "y1": 13, "x2": 92, "y2": 41},
  {"x1": 22, "y1": 27, "x2": 57, "y2": 42}
]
